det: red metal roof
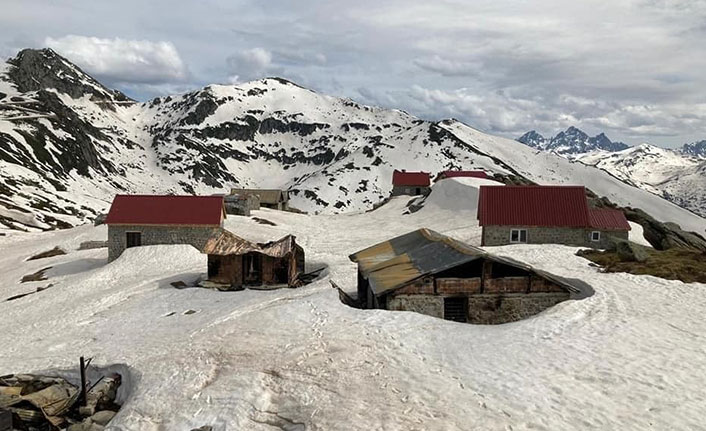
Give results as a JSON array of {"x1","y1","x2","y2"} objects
[
  {"x1": 588, "y1": 208, "x2": 631, "y2": 231},
  {"x1": 392, "y1": 170, "x2": 431, "y2": 187},
  {"x1": 436, "y1": 170, "x2": 488, "y2": 181},
  {"x1": 477, "y1": 186, "x2": 592, "y2": 228},
  {"x1": 105, "y1": 195, "x2": 225, "y2": 226}
]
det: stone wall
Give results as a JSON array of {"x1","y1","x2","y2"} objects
[
  {"x1": 108, "y1": 225, "x2": 218, "y2": 261},
  {"x1": 388, "y1": 294, "x2": 443, "y2": 318},
  {"x1": 467, "y1": 292, "x2": 569, "y2": 324},
  {"x1": 482, "y1": 225, "x2": 629, "y2": 248},
  {"x1": 391, "y1": 186, "x2": 431, "y2": 197}
]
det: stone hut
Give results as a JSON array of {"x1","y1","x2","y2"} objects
[
  {"x1": 391, "y1": 170, "x2": 431, "y2": 196},
  {"x1": 203, "y1": 229, "x2": 305, "y2": 288},
  {"x1": 105, "y1": 195, "x2": 225, "y2": 261},
  {"x1": 230, "y1": 189, "x2": 289, "y2": 210},
  {"x1": 478, "y1": 185, "x2": 630, "y2": 248},
  {"x1": 349, "y1": 229, "x2": 581, "y2": 324},
  {"x1": 224, "y1": 193, "x2": 260, "y2": 216},
  {"x1": 434, "y1": 170, "x2": 488, "y2": 182}
]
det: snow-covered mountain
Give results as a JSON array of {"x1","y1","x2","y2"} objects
[
  {"x1": 1, "y1": 48, "x2": 706, "y2": 237},
  {"x1": 681, "y1": 140, "x2": 706, "y2": 159},
  {"x1": 517, "y1": 127, "x2": 629, "y2": 154}
]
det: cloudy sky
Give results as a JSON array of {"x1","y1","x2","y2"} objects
[{"x1": 1, "y1": 0, "x2": 704, "y2": 147}]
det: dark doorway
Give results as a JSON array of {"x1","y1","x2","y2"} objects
[
  {"x1": 415, "y1": 187, "x2": 421, "y2": 195},
  {"x1": 126, "y1": 232, "x2": 141, "y2": 248},
  {"x1": 273, "y1": 259, "x2": 289, "y2": 284},
  {"x1": 243, "y1": 253, "x2": 262, "y2": 285},
  {"x1": 207, "y1": 257, "x2": 220, "y2": 278},
  {"x1": 444, "y1": 297, "x2": 468, "y2": 322}
]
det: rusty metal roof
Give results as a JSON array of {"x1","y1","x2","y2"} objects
[
  {"x1": 392, "y1": 170, "x2": 431, "y2": 187},
  {"x1": 477, "y1": 185, "x2": 592, "y2": 228},
  {"x1": 105, "y1": 195, "x2": 225, "y2": 226},
  {"x1": 588, "y1": 208, "x2": 631, "y2": 231},
  {"x1": 203, "y1": 228, "x2": 298, "y2": 257},
  {"x1": 350, "y1": 229, "x2": 581, "y2": 296}
]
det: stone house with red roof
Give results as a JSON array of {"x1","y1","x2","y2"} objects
[
  {"x1": 477, "y1": 186, "x2": 630, "y2": 248},
  {"x1": 391, "y1": 170, "x2": 431, "y2": 196},
  {"x1": 105, "y1": 195, "x2": 226, "y2": 261}
]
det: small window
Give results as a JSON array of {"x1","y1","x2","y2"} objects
[
  {"x1": 510, "y1": 229, "x2": 528, "y2": 243},
  {"x1": 126, "y1": 232, "x2": 141, "y2": 248},
  {"x1": 591, "y1": 231, "x2": 601, "y2": 242}
]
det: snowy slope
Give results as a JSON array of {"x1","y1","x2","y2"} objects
[
  {"x1": 575, "y1": 145, "x2": 706, "y2": 218},
  {"x1": 1, "y1": 48, "x2": 705, "y2": 238},
  {"x1": 0, "y1": 180, "x2": 703, "y2": 430}
]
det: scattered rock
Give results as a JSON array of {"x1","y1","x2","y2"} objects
[
  {"x1": 5, "y1": 283, "x2": 53, "y2": 301},
  {"x1": 616, "y1": 240, "x2": 649, "y2": 262},
  {"x1": 191, "y1": 426, "x2": 213, "y2": 431},
  {"x1": 91, "y1": 410, "x2": 116, "y2": 426},
  {"x1": 184, "y1": 309, "x2": 197, "y2": 315},
  {"x1": 93, "y1": 213, "x2": 108, "y2": 226},
  {"x1": 27, "y1": 246, "x2": 66, "y2": 261},
  {"x1": 170, "y1": 280, "x2": 188, "y2": 288},
  {"x1": 20, "y1": 266, "x2": 51, "y2": 283}
]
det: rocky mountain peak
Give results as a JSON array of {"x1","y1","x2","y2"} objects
[
  {"x1": 517, "y1": 130, "x2": 546, "y2": 148},
  {"x1": 6, "y1": 48, "x2": 131, "y2": 102},
  {"x1": 517, "y1": 126, "x2": 628, "y2": 155},
  {"x1": 681, "y1": 140, "x2": 706, "y2": 159}
]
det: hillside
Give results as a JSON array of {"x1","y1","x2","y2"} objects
[
  {"x1": 1, "y1": 178, "x2": 704, "y2": 430},
  {"x1": 1, "y1": 48, "x2": 706, "y2": 237}
]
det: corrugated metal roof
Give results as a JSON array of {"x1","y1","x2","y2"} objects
[
  {"x1": 588, "y1": 208, "x2": 631, "y2": 231},
  {"x1": 436, "y1": 170, "x2": 488, "y2": 181},
  {"x1": 350, "y1": 229, "x2": 580, "y2": 296},
  {"x1": 203, "y1": 228, "x2": 297, "y2": 257},
  {"x1": 105, "y1": 195, "x2": 224, "y2": 226},
  {"x1": 230, "y1": 189, "x2": 287, "y2": 204},
  {"x1": 478, "y1": 185, "x2": 591, "y2": 228},
  {"x1": 392, "y1": 170, "x2": 431, "y2": 187}
]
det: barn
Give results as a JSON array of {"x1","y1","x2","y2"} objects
[
  {"x1": 434, "y1": 170, "x2": 489, "y2": 181},
  {"x1": 203, "y1": 229, "x2": 305, "y2": 288},
  {"x1": 478, "y1": 185, "x2": 630, "y2": 247},
  {"x1": 230, "y1": 189, "x2": 289, "y2": 211},
  {"x1": 349, "y1": 229, "x2": 582, "y2": 324},
  {"x1": 391, "y1": 170, "x2": 431, "y2": 196},
  {"x1": 105, "y1": 195, "x2": 225, "y2": 261}
]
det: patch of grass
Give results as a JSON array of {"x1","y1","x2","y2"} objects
[
  {"x1": 577, "y1": 248, "x2": 706, "y2": 284},
  {"x1": 20, "y1": 267, "x2": 52, "y2": 283},
  {"x1": 27, "y1": 246, "x2": 66, "y2": 261}
]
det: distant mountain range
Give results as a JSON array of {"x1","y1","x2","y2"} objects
[
  {"x1": 1, "y1": 48, "x2": 705, "y2": 236},
  {"x1": 516, "y1": 128, "x2": 706, "y2": 217},
  {"x1": 518, "y1": 127, "x2": 706, "y2": 159}
]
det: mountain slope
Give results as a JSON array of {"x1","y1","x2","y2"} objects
[{"x1": 1, "y1": 48, "x2": 705, "y2": 237}]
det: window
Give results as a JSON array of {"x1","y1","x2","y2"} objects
[
  {"x1": 125, "y1": 232, "x2": 141, "y2": 248},
  {"x1": 591, "y1": 231, "x2": 601, "y2": 242},
  {"x1": 510, "y1": 229, "x2": 528, "y2": 243}
]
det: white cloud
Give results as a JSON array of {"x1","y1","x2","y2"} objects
[
  {"x1": 44, "y1": 35, "x2": 188, "y2": 85},
  {"x1": 226, "y1": 47, "x2": 274, "y2": 83}
]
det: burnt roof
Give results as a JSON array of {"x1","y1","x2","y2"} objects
[{"x1": 105, "y1": 195, "x2": 224, "y2": 226}]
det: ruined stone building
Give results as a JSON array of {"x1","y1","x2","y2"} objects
[
  {"x1": 203, "y1": 229, "x2": 305, "y2": 288},
  {"x1": 391, "y1": 170, "x2": 431, "y2": 196},
  {"x1": 349, "y1": 229, "x2": 582, "y2": 324},
  {"x1": 478, "y1": 185, "x2": 630, "y2": 248},
  {"x1": 105, "y1": 195, "x2": 225, "y2": 261},
  {"x1": 224, "y1": 193, "x2": 260, "y2": 216},
  {"x1": 434, "y1": 170, "x2": 488, "y2": 182},
  {"x1": 230, "y1": 189, "x2": 289, "y2": 211}
]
